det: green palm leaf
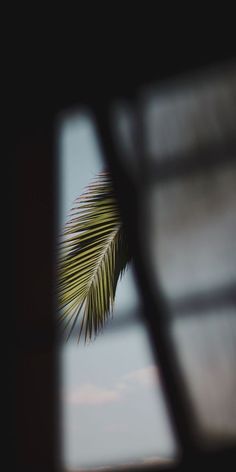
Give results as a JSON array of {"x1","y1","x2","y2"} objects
[{"x1": 57, "y1": 170, "x2": 131, "y2": 341}]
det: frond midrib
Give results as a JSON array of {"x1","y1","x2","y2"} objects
[{"x1": 84, "y1": 221, "x2": 121, "y2": 305}]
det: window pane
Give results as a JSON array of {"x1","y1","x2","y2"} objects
[
  {"x1": 148, "y1": 163, "x2": 236, "y2": 299},
  {"x1": 170, "y1": 307, "x2": 236, "y2": 443},
  {"x1": 142, "y1": 66, "x2": 236, "y2": 161},
  {"x1": 57, "y1": 110, "x2": 177, "y2": 470}
]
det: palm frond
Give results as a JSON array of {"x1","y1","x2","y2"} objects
[{"x1": 57, "y1": 170, "x2": 131, "y2": 341}]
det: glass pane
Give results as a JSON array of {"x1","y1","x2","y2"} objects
[
  {"x1": 170, "y1": 307, "x2": 236, "y2": 444},
  {"x1": 148, "y1": 163, "x2": 236, "y2": 299},
  {"x1": 57, "y1": 110, "x2": 177, "y2": 470},
  {"x1": 141, "y1": 66, "x2": 236, "y2": 161}
]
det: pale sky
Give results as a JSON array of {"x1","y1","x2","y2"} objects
[{"x1": 57, "y1": 110, "x2": 177, "y2": 470}]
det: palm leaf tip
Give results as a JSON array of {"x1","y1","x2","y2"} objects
[{"x1": 57, "y1": 170, "x2": 131, "y2": 341}]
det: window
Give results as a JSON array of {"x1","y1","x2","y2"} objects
[
  {"x1": 15, "y1": 55, "x2": 236, "y2": 472},
  {"x1": 57, "y1": 62, "x2": 236, "y2": 469}
]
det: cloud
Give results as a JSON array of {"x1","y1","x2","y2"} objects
[
  {"x1": 121, "y1": 365, "x2": 159, "y2": 388},
  {"x1": 65, "y1": 364, "x2": 159, "y2": 407},
  {"x1": 66, "y1": 383, "x2": 121, "y2": 405}
]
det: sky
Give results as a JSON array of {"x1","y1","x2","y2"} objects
[{"x1": 57, "y1": 109, "x2": 177, "y2": 470}]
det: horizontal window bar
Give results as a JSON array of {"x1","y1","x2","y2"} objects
[{"x1": 146, "y1": 140, "x2": 236, "y2": 183}]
